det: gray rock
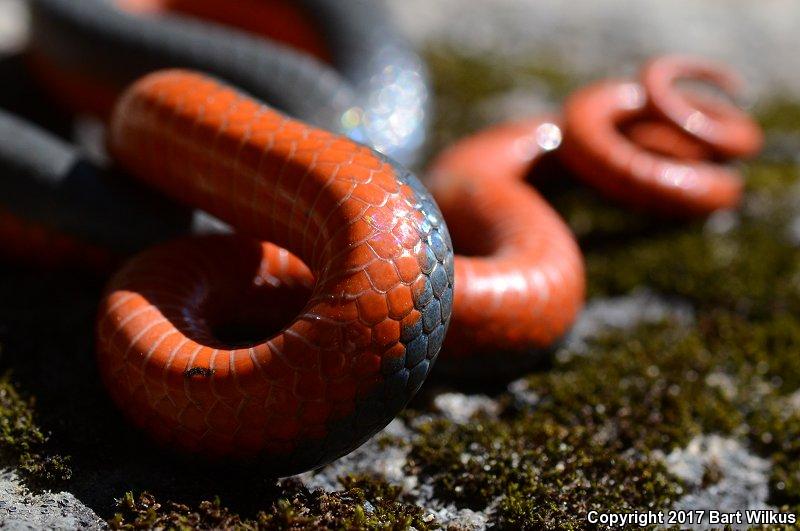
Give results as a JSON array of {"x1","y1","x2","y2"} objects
[
  {"x1": 0, "y1": 0, "x2": 26, "y2": 54},
  {"x1": 507, "y1": 378, "x2": 541, "y2": 409},
  {"x1": 704, "y1": 210, "x2": 740, "y2": 236},
  {"x1": 389, "y1": 0, "x2": 800, "y2": 100},
  {"x1": 660, "y1": 435, "x2": 773, "y2": 530},
  {"x1": 0, "y1": 469, "x2": 104, "y2": 530},
  {"x1": 430, "y1": 505, "x2": 491, "y2": 530},
  {"x1": 432, "y1": 393, "x2": 501, "y2": 424},
  {"x1": 788, "y1": 389, "x2": 800, "y2": 411},
  {"x1": 559, "y1": 289, "x2": 694, "y2": 360}
]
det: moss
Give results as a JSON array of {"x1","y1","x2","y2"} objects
[
  {"x1": 585, "y1": 163, "x2": 800, "y2": 316},
  {"x1": 702, "y1": 312, "x2": 800, "y2": 394},
  {"x1": 533, "y1": 149, "x2": 800, "y2": 515},
  {"x1": 756, "y1": 98, "x2": 800, "y2": 133},
  {"x1": 527, "y1": 322, "x2": 746, "y2": 451},
  {"x1": 746, "y1": 399, "x2": 800, "y2": 512},
  {"x1": 406, "y1": 311, "x2": 800, "y2": 526},
  {"x1": 335, "y1": 475, "x2": 434, "y2": 530},
  {"x1": 109, "y1": 478, "x2": 434, "y2": 531},
  {"x1": 744, "y1": 161, "x2": 800, "y2": 193},
  {"x1": 0, "y1": 373, "x2": 71, "y2": 487},
  {"x1": 406, "y1": 324, "x2": 724, "y2": 527},
  {"x1": 408, "y1": 414, "x2": 681, "y2": 529},
  {"x1": 422, "y1": 46, "x2": 579, "y2": 163},
  {"x1": 109, "y1": 491, "x2": 250, "y2": 530}
]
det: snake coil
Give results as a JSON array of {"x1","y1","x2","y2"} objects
[
  {"x1": 0, "y1": 3, "x2": 764, "y2": 474},
  {"x1": 560, "y1": 54, "x2": 762, "y2": 216},
  {"x1": 98, "y1": 70, "x2": 453, "y2": 473}
]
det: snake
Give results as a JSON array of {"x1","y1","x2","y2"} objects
[
  {"x1": 5, "y1": 0, "x2": 428, "y2": 263},
  {"x1": 559, "y1": 55, "x2": 762, "y2": 216},
  {"x1": 0, "y1": 2, "x2": 763, "y2": 473},
  {"x1": 0, "y1": 106, "x2": 226, "y2": 268},
  {"x1": 29, "y1": 0, "x2": 430, "y2": 167},
  {"x1": 426, "y1": 117, "x2": 585, "y2": 365},
  {"x1": 640, "y1": 54, "x2": 763, "y2": 160},
  {"x1": 97, "y1": 69, "x2": 453, "y2": 473}
]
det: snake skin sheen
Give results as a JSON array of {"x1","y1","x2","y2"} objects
[
  {"x1": 559, "y1": 56, "x2": 763, "y2": 216},
  {"x1": 97, "y1": 70, "x2": 453, "y2": 473},
  {"x1": 29, "y1": 0, "x2": 430, "y2": 166},
  {"x1": 560, "y1": 80, "x2": 746, "y2": 216},
  {"x1": 427, "y1": 117, "x2": 585, "y2": 364},
  {"x1": 640, "y1": 54, "x2": 763, "y2": 160}
]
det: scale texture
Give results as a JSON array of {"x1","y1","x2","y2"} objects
[
  {"x1": 427, "y1": 117, "x2": 585, "y2": 362},
  {"x1": 97, "y1": 70, "x2": 453, "y2": 473}
]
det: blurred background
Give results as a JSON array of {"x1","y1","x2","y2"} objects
[
  {"x1": 3, "y1": 0, "x2": 798, "y2": 97},
  {"x1": 390, "y1": 0, "x2": 800, "y2": 97}
]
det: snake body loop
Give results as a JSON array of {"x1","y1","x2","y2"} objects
[
  {"x1": 560, "y1": 56, "x2": 762, "y2": 216},
  {"x1": 97, "y1": 70, "x2": 453, "y2": 472},
  {"x1": 30, "y1": 0, "x2": 430, "y2": 166},
  {"x1": 621, "y1": 119, "x2": 716, "y2": 162},
  {"x1": 7, "y1": 0, "x2": 429, "y2": 263},
  {"x1": 427, "y1": 118, "x2": 585, "y2": 364},
  {"x1": 641, "y1": 54, "x2": 763, "y2": 159},
  {"x1": 560, "y1": 80, "x2": 745, "y2": 216}
]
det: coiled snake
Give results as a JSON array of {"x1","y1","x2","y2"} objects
[{"x1": 0, "y1": 2, "x2": 761, "y2": 474}]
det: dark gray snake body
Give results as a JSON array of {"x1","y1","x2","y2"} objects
[
  {"x1": 30, "y1": 0, "x2": 429, "y2": 165},
  {"x1": 1, "y1": 0, "x2": 429, "y2": 258}
]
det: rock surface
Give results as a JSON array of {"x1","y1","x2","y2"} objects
[
  {"x1": 389, "y1": 0, "x2": 800, "y2": 99},
  {"x1": 0, "y1": 470, "x2": 104, "y2": 531},
  {"x1": 662, "y1": 435, "x2": 774, "y2": 530}
]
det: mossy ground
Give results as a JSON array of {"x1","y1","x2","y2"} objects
[
  {"x1": 1, "y1": 49, "x2": 800, "y2": 529},
  {"x1": 108, "y1": 477, "x2": 433, "y2": 530}
]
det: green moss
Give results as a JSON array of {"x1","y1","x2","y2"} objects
[
  {"x1": 335, "y1": 475, "x2": 433, "y2": 530},
  {"x1": 528, "y1": 322, "x2": 745, "y2": 451},
  {"x1": 744, "y1": 161, "x2": 800, "y2": 193},
  {"x1": 551, "y1": 217, "x2": 800, "y2": 510},
  {"x1": 407, "y1": 324, "x2": 728, "y2": 527},
  {"x1": 422, "y1": 46, "x2": 579, "y2": 163},
  {"x1": 585, "y1": 163, "x2": 800, "y2": 316},
  {"x1": 109, "y1": 491, "x2": 250, "y2": 530},
  {"x1": 537, "y1": 152, "x2": 800, "y2": 513},
  {"x1": 703, "y1": 312, "x2": 800, "y2": 393},
  {"x1": 109, "y1": 478, "x2": 433, "y2": 531},
  {"x1": 747, "y1": 399, "x2": 800, "y2": 513},
  {"x1": 408, "y1": 414, "x2": 681, "y2": 529},
  {"x1": 586, "y1": 221, "x2": 800, "y2": 315},
  {"x1": 0, "y1": 373, "x2": 71, "y2": 487},
  {"x1": 756, "y1": 98, "x2": 800, "y2": 133},
  {"x1": 406, "y1": 309, "x2": 800, "y2": 526}
]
